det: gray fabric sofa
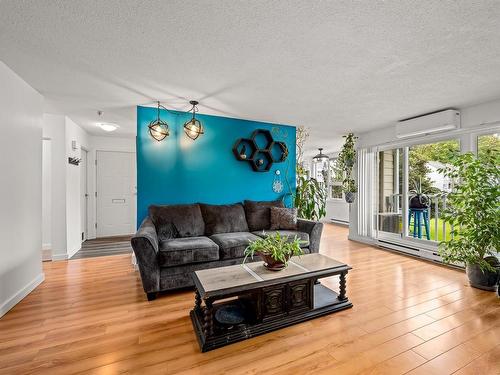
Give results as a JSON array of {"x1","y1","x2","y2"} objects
[{"x1": 131, "y1": 200, "x2": 324, "y2": 300}]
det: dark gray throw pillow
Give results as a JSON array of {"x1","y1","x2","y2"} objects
[
  {"x1": 149, "y1": 204, "x2": 205, "y2": 238},
  {"x1": 200, "y1": 203, "x2": 249, "y2": 235},
  {"x1": 156, "y1": 222, "x2": 179, "y2": 241},
  {"x1": 270, "y1": 207, "x2": 298, "y2": 230},
  {"x1": 244, "y1": 199, "x2": 284, "y2": 231}
]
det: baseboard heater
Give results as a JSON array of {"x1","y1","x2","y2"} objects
[
  {"x1": 377, "y1": 239, "x2": 443, "y2": 263},
  {"x1": 330, "y1": 219, "x2": 349, "y2": 226}
]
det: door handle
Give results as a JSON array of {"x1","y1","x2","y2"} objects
[{"x1": 112, "y1": 199, "x2": 126, "y2": 204}]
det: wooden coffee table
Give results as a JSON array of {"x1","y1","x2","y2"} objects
[{"x1": 190, "y1": 253, "x2": 353, "y2": 352}]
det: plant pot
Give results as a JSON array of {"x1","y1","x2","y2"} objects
[
  {"x1": 345, "y1": 191, "x2": 355, "y2": 203},
  {"x1": 465, "y1": 256, "x2": 500, "y2": 292},
  {"x1": 258, "y1": 252, "x2": 291, "y2": 271},
  {"x1": 409, "y1": 194, "x2": 429, "y2": 209}
]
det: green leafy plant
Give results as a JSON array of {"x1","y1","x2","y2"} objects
[
  {"x1": 293, "y1": 126, "x2": 327, "y2": 220},
  {"x1": 295, "y1": 175, "x2": 327, "y2": 220},
  {"x1": 243, "y1": 232, "x2": 305, "y2": 266},
  {"x1": 438, "y1": 151, "x2": 500, "y2": 272},
  {"x1": 342, "y1": 177, "x2": 357, "y2": 194},
  {"x1": 337, "y1": 133, "x2": 358, "y2": 200},
  {"x1": 409, "y1": 177, "x2": 430, "y2": 207},
  {"x1": 338, "y1": 133, "x2": 358, "y2": 168}
]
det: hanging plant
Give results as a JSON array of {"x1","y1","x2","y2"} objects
[{"x1": 338, "y1": 133, "x2": 358, "y2": 203}]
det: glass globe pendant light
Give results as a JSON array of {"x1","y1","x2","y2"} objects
[
  {"x1": 148, "y1": 101, "x2": 170, "y2": 141},
  {"x1": 183, "y1": 100, "x2": 204, "y2": 140}
]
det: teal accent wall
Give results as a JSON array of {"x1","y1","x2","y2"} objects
[{"x1": 137, "y1": 106, "x2": 296, "y2": 224}]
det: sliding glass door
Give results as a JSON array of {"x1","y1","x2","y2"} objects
[
  {"x1": 376, "y1": 148, "x2": 404, "y2": 240},
  {"x1": 376, "y1": 139, "x2": 460, "y2": 251}
]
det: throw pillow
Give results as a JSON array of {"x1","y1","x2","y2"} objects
[
  {"x1": 269, "y1": 207, "x2": 297, "y2": 230},
  {"x1": 200, "y1": 203, "x2": 249, "y2": 235},
  {"x1": 149, "y1": 204, "x2": 205, "y2": 238},
  {"x1": 156, "y1": 222, "x2": 179, "y2": 241},
  {"x1": 244, "y1": 199, "x2": 284, "y2": 231}
]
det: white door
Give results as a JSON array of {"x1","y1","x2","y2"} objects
[
  {"x1": 80, "y1": 149, "x2": 88, "y2": 242},
  {"x1": 96, "y1": 151, "x2": 136, "y2": 237}
]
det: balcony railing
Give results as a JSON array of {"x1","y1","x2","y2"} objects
[{"x1": 381, "y1": 193, "x2": 453, "y2": 242}]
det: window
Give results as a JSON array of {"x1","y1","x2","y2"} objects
[
  {"x1": 329, "y1": 158, "x2": 343, "y2": 200},
  {"x1": 407, "y1": 139, "x2": 460, "y2": 242},
  {"x1": 477, "y1": 133, "x2": 499, "y2": 161}
]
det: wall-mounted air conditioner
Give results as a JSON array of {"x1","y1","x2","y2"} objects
[{"x1": 396, "y1": 109, "x2": 460, "y2": 139}]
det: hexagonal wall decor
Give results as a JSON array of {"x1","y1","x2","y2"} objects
[{"x1": 232, "y1": 129, "x2": 288, "y2": 172}]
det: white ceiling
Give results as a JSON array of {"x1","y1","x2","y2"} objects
[{"x1": 1, "y1": 1, "x2": 500, "y2": 153}]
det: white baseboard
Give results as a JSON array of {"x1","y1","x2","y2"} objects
[
  {"x1": 52, "y1": 253, "x2": 68, "y2": 261},
  {"x1": 67, "y1": 246, "x2": 80, "y2": 260},
  {"x1": 41, "y1": 249, "x2": 52, "y2": 261},
  {"x1": 0, "y1": 273, "x2": 45, "y2": 318},
  {"x1": 347, "y1": 234, "x2": 377, "y2": 246}
]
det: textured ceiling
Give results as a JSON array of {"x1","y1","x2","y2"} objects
[{"x1": 1, "y1": 0, "x2": 500, "y2": 153}]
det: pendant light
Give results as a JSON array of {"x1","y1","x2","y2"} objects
[
  {"x1": 148, "y1": 101, "x2": 170, "y2": 141},
  {"x1": 313, "y1": 148, "x2": 329, "y2": 162},
  {"x1": 183, "y1": 100, "x2": 204, "y2": 140}
]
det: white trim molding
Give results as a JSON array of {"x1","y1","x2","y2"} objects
[{"x1": 0, "y1": 273, "x2": 45, "y2": 318}]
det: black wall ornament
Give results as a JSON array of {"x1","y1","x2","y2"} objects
[{"x1": 232, "y1": 129, "x2": 288, "y2": 172}]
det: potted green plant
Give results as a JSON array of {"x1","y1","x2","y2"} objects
[
  {"x1": 293, "y1": 126, "x2": 327, "y2": 220},
  {"x1": 438, "y1": 151, "x2": 500, "y2": 291},
  {"x1": 243, "y1": 232, "x2": 304, "y2": 271},
  {"x1": 343, "y1": 178, "x2": 357, "y2": 203},
  {"x1": 338, "y1": 133, "x2": 358, "y2": 203},
  {"x1": 409, "y1": 178, "x2": 430, "y2": 209}
]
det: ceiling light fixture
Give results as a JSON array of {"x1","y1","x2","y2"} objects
[
  {"x1": 98, "y1": 123, "x2": 119, "y2": 132},
  {"x1": 183, "y1": 100, "x2": 204, "y2": 140},
  {"x1": 148, "y1": 101, "x2": 170, "y2": 141},
  {"x1": 96, "y1": 110, "x2": 119, "y2": 132},
  {"x1": 313, "y1": 148, "x2": 329, "y2": 162}
]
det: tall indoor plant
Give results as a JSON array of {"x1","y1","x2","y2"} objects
[
  {"x1": 438, "y1": 151, "x2": 500, "y2": 291},
  {"x1": 337, "y1": 133, "x2": 358, "y2": 203},
  {"x1": 293, "y1": 126, "x2": 327, "y2": 220}
]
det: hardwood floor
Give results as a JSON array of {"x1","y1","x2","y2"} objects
[
  {"x1": 0, "y1": 224, "x2": 498, "y2": 374},
  {"x1": 71, "y1": 235, "x2": 133, "y2": 259}
]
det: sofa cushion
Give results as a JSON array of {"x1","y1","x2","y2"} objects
[
  {"x1": 270, "y1": 207, "x2": 298, "y2": 230},
  {"x1": 158, "y1": 236, "x2": 219, "y2": 267},
  {"x1": 210, "y1": 232, "x2": 261, "y2": 259},
  {"x1": 149, "y1": 204, "x2": 205, "y2": 238},
  {"x1": 252, "y1": 230, "x2": 310, "y2": 248},
  {"x1": 200, "y1": 203, "x2": 249, "y2": 235},
  {"x1": 244, "y1": 199, "x2": 284, "y2": 232}
]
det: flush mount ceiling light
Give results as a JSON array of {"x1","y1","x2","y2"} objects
[
  {"x1": 96, "y1": 110, "x2": 118, "y2": 132},
  {"x1": 98, "y1": 123, "x2": 119, "y2": 132},
  {"x1": 313, "y1": 148, "x2": 329, "y2": 162},
  {"x1": 183, "y1": 100, "x2": 204, "y2": 140},
  {"x1": 148, "y1": 101, "x2": 170, "y2": 141}
]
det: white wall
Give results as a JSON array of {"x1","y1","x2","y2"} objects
[
  {"x1": 42, "y1": 139, "x2": 52, "y2": 259},
  {"x1": 0, "y1": 62, "x2": 44, "y2": 317},
  {"x1": 42, "y1": 114, "x2": 67, "y2": 259},
  {"x1": 357, "y1": 98, "x2": 500, "y2": 149},
  {"x1": 65, "y1": 117, "x2": 89, "y2": 258}
]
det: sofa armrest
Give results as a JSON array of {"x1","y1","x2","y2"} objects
[
  {"x1": 297, "y1": 218, "x2": 324, "y2": 253},
  {"x1": 131, "y1": 217, "x2": 160, "y2": 293}
]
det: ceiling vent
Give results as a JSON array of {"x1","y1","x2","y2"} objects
[{"x1": 396, "y1": 109, "x2": 460, "y2": 139}]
